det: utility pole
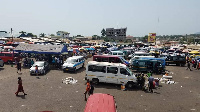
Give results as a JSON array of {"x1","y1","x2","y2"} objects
[{"x1": 11, "y1": 28, "x2": 13, "y2": 42}]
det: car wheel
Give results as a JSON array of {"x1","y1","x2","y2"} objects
[
  {"x1": 92, "y1": 78, "x2": 99, "y2": 85},
  {"x1": 126, "y1": 82, "x2": 134, "y2": 88}
]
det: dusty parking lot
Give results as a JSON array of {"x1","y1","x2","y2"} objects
[{"x1": 0, "y1": 57, "x2": 200, "y2": 112}]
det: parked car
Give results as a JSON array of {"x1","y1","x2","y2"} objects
[
  {"x1": 30, "y1": 61, "x2": 49, "y2": 75},
  {"x1": 0, "y1": 58, "x2": 4, "y2": 67},
  {"x1": 62, "y1": 56, "x2": 85, "y2": 72}
]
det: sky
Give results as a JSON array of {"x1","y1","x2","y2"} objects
[{"x1": 0, "y1": 0, "x2": 200, "y2": 37}]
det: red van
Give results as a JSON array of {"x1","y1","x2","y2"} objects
[
  {"x1": 84, "y1": 93, "x2": 117, "y2": 112},
  {"x1": 93, "y1": 55, "x2": 130, "y2": 66},
  {"x1": 0, "y1": 52, "x2": 20, "y2": 64}
]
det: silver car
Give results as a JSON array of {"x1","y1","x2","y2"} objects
[{"x1": 30, "y1": 61, "x2": 49, "y2": 75}]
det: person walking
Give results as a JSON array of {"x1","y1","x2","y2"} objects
[
  {"x1": 15, "y1": 77, "x2": 27, "y2": 96},
  {"x1": 148, "y1": 74, "x2": 154, "y2": 93},
  {"x1": 186, "y1": 61, "x2": 192, "y2": 71},
  {"x1": 89, "y1": 83, "x2": 94, "y2": 95},
  {"x1": 35, "y1": 65, "x2": 39, "y2": 76},
  {"x1": 140, "y1": 73, "x2": 145, "y2": 90},
  {"x1": 31, "y1": 59, "x2": 34, "y2": 67},
  {"x1": 17, "y1": 62, "x2": 21, "y2": 73},
  {"x1": 84, "y1": 79, "x2": 90, "y2": 101}
]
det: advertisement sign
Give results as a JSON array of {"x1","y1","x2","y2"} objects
[{"x1": 148, "y1": 33, "x2": 156, "y2": 43}]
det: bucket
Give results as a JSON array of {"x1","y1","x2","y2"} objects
[{"x1": 121, "y1": 83, "x2": 126, "y2": 91}]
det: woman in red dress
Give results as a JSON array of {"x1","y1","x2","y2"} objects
[{"x1": 15, "y1": 77, "x2": 27, "y2": 96}]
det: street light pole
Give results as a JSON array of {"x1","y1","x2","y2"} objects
[
  {"x1": 63, "y1": 34, "x2": 64, "y2": 43},
  {"x1": 11, "y1": 28, "x2": 13, "y2": 42}
]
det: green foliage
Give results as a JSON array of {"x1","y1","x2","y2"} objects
[
  {"x1": 101, "y1": 28, "x2": 106, "y2": 37},
  {"x1": 50, "y1": 34, "x2": 55, "y2": 36},
  {"x1": 40, "y1": 33, "x2": 45, "y2": 37},
  {"x1": 19, "y1": 31, "x2": 26, "y2": 34}
]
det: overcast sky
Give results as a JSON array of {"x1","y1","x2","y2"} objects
[{"x1": 0, "y1": 0, "x2": 200, "y2": 37}]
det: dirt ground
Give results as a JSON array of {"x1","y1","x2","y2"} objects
[{"x1": 0, "y1": 57, "x2": 199, "y2": 112}]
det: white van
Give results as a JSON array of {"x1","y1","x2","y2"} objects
[
  {"x1": 109, "y1": 51, "x2": 125, "y2": 57},
  {"x1": 62, "y1": 56, "x2": 85, "y2": 72},
  {"x1": 85, "y1": 61, "x2": 137, "y2": 88}
]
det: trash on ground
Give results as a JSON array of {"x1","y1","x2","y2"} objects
[
  {"x1": 166, "y1": 80, "x2": 175, "y2": 84},
  {"x1": 62, "y1": 77, "x2": 77, "y2": 84},
  {"x1": 162, "y1": 75, "x2": 172, "y2": 79}
]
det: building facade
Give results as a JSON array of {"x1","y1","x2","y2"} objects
[
  {"x1": 56, "y1": 31, "x2": 70, "y2": 38},
  {"x1": 106, "y1": 28, "x2": 127, "y2": 41}
]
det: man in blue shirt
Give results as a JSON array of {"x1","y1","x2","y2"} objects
[{"x1": 148, "y1": 74, "x2": 154, "y2": 93}]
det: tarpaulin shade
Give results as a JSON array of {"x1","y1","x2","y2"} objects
[{"x1": 14, "y1": 43, "x2": 68, "y2": 54}]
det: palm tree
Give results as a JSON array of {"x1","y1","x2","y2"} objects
[
  {"x1": 19, "y1": 31, "x2": 26, "y2": 35},
  {"x1": 40, "y1": 33, "x2": 45, "y2": 37}
]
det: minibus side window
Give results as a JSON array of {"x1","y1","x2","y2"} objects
[
  {"x1": 116, "y1": 58, "x2": 121, "y2": 63},
  {"x1": 107, "y1": 67, "x2": 118, "y2": 74},
  {"x1": 89, "y1": 65, "x2": 106, "y2": 73},
  {"x1": 5, "y1": 54, "x2": 12, "y2": 57},
  {"x1": 0, "y1": 53, "x2": 4, "y2": 56},
  {"x1": 88, "y1": 65, "x2": 95, "y2": 71},
  {"x1": 120, "y1": 68, "x2": 130, "y2": 75},
  {"x1": 109, "y1": 57, "x2": 115, "y2": 63},
  {"x1": 102, "y1": 58, "x2": 108, "y2": 62}
]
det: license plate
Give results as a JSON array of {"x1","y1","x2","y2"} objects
[{"x1": 66, "y1": 69, "x2": 68, "y2": 71}]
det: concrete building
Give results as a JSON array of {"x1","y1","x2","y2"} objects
[
  {"x1": 56, "y1": 31, "x2": 70, "y2": 39},
  {"x1": 106, "y1": 28, "x2": 127, "y2": 41}
]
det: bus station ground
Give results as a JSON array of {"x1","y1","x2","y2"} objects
[{"x1": 0, "y1": 58, "x2": 200, "y2": 112}]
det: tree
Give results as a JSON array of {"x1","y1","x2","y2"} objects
[
  {"x1": 19, "y1": 31, "x2": 27, "y2": 37},
  {"x1": 26, "y1": 33, "x2": 34, "y2": 37},
  {"x1": 101, "y1": 28, "x2": 106, "y2": 37},
  {"x1": 92, "y1": 35, "x2": 98, "y2": 40},
  {"x1": 40, "y1": 33, "x2": 45, "y2": 37},
  {"x1": 103, "y1": 36, "x2": 109, "y2": 42},
  {"x1": 50, "y1": 34, "x2": 55, "y2": 36},
  {"x1": 19, "y1": 31, "x2": 26, "y2": 34}
]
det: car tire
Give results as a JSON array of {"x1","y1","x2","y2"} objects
[
  {"x1": 126, "y1": 82, "x2": 134, "y2": 89},
  {"x1": 92, "y1": 78, "x2": 99, "y2": 85}
]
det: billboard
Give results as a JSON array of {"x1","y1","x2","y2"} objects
[{"x1": 148, "y1": 33, "x2": 156, "y2": 43}]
